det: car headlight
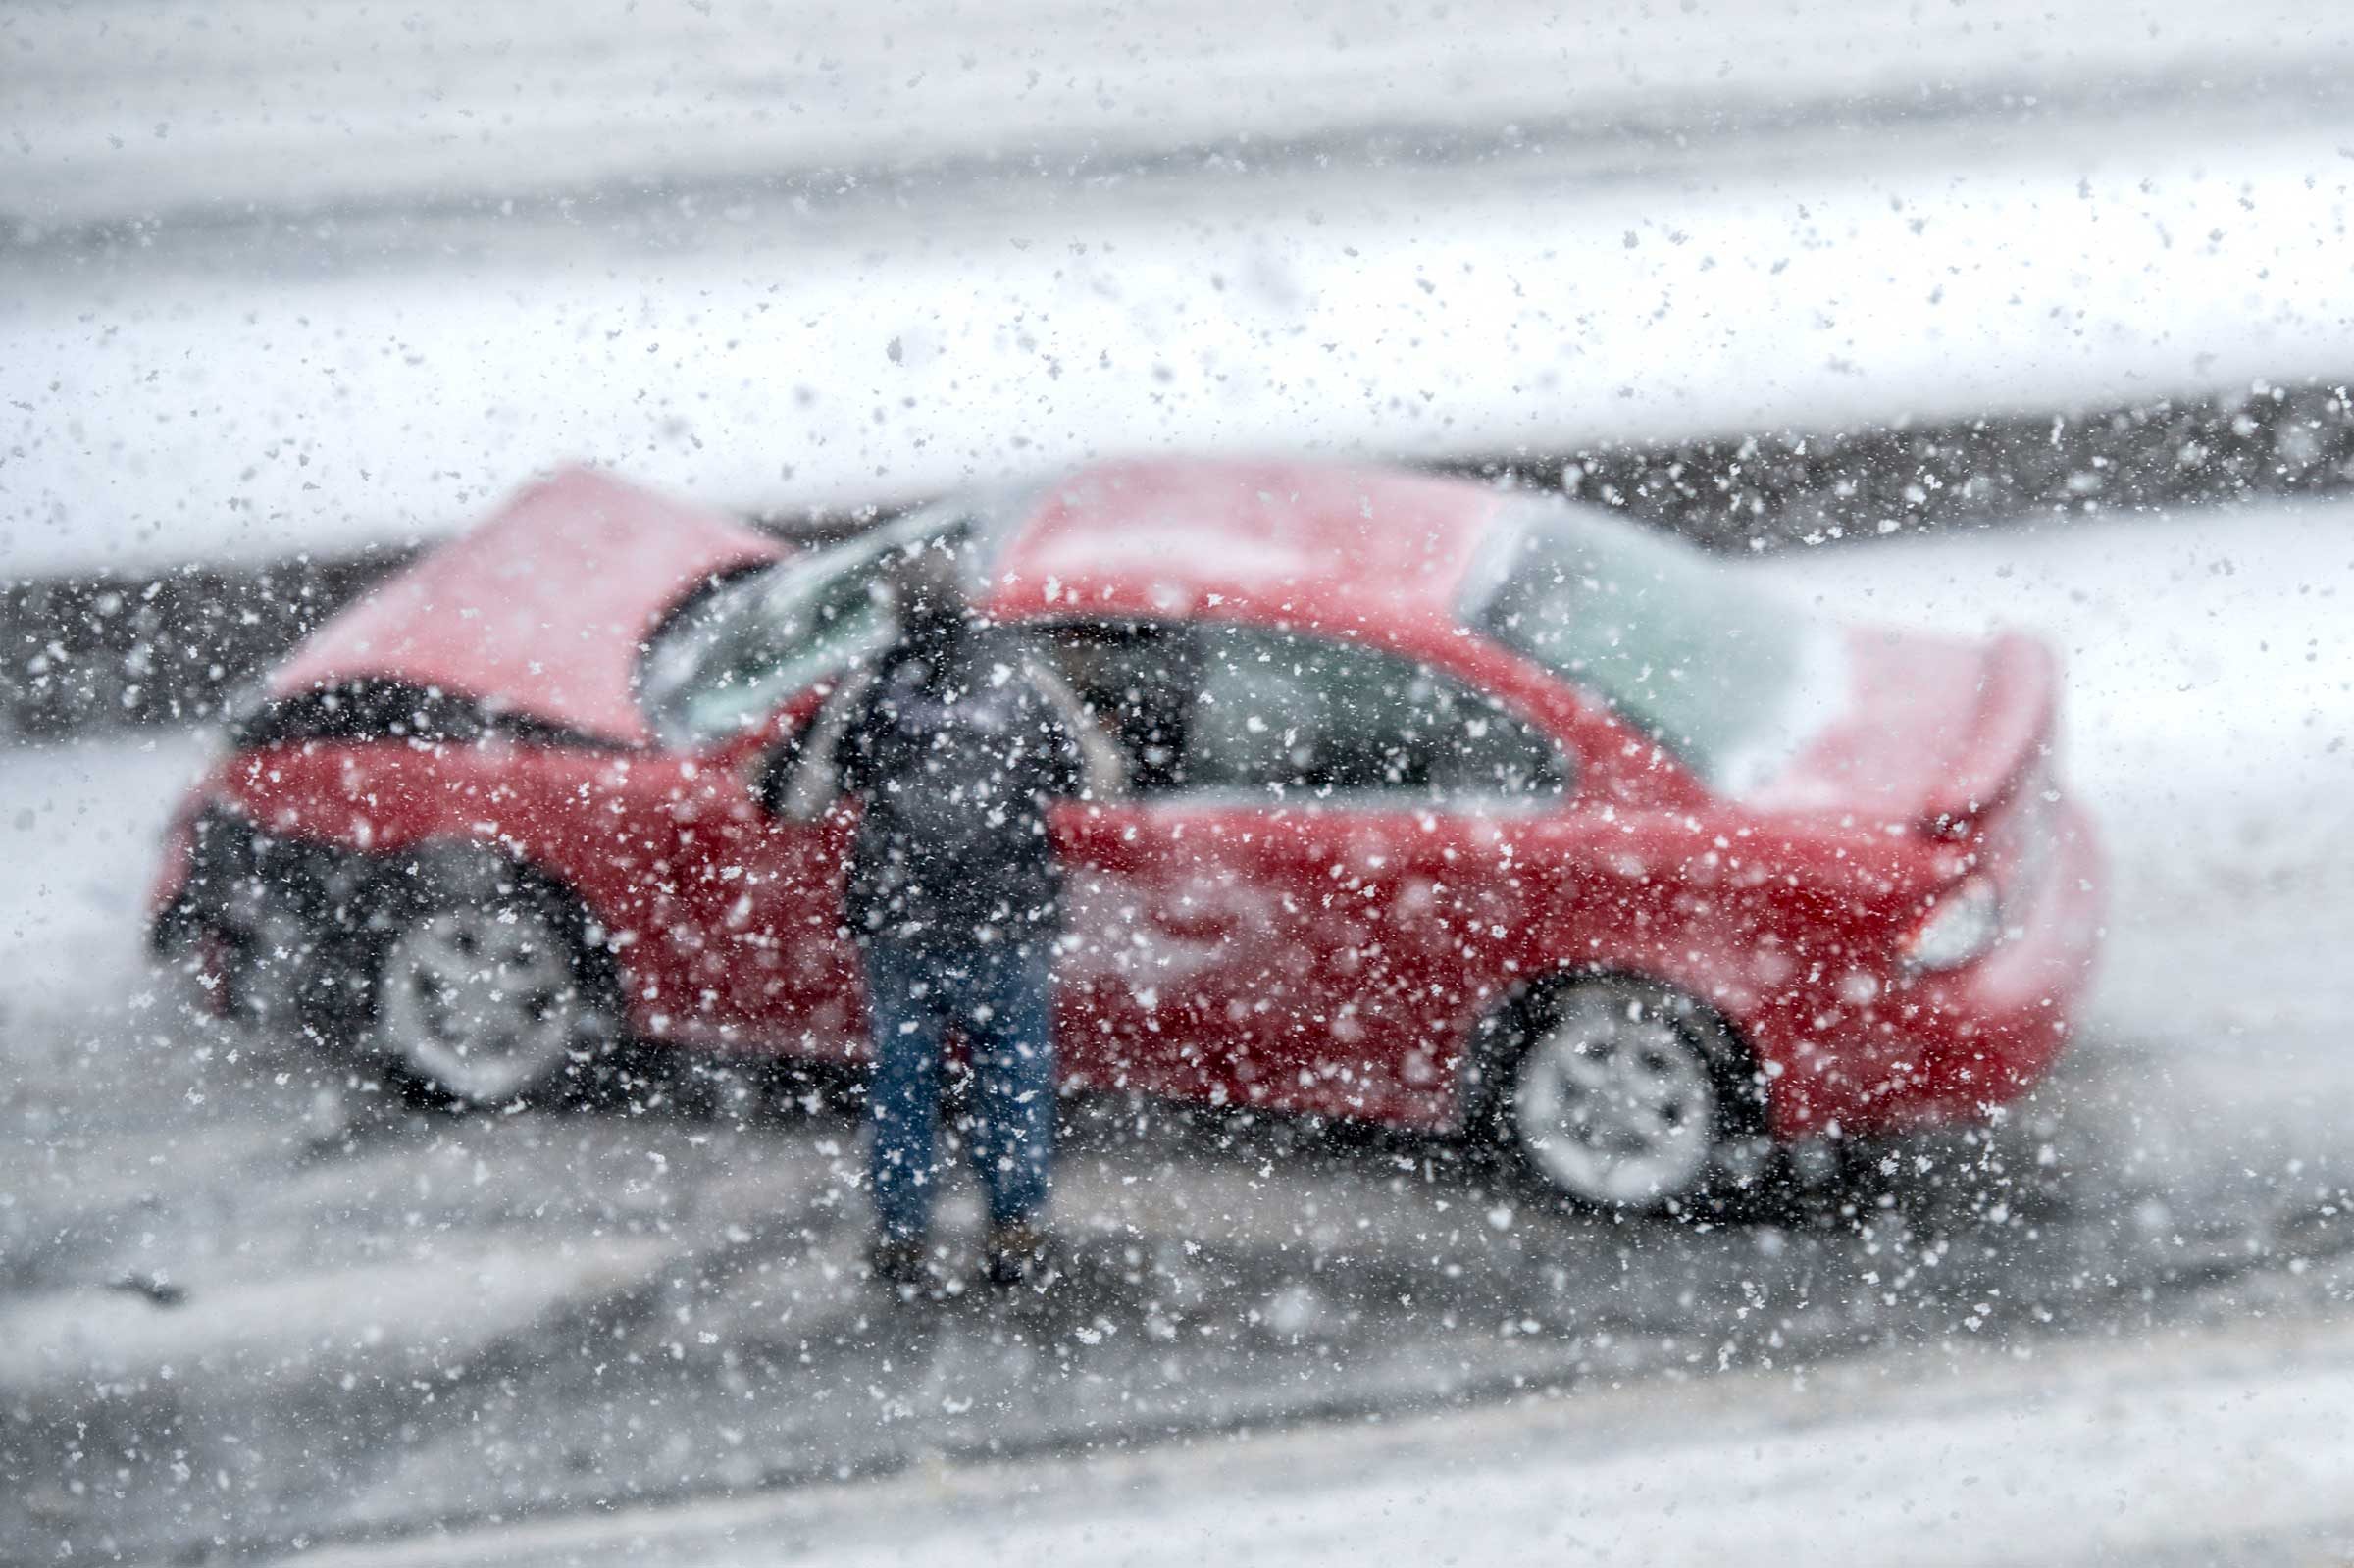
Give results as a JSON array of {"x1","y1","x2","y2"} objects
[{"x1": 1902, "y1": 876, "x2": 2000, "y2": 972}]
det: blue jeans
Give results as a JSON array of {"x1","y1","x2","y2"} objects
[{"x1": 862, "y1": 936, "x2": 1057, "y2": 1244}]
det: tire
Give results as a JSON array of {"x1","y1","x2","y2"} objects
[
  {"x1": 215, "y1": 896, "x2": 322, "y2": 1037},
  {"x1": 207, "y1": 846, "x2": 334, "y2": 1039},
  {"x1": 1484, "y1": 976, "x2": 1768, "y2": 1215},
  {"x1": 354, "y1": 846, "x2": 620, "y2": 1108}
]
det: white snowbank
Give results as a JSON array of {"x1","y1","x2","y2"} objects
[
  {"x1": 0, "y1": 734, "x2": 209, "y2": 1024},
  {"x1": 8, "y1": 114, "x2": 2353, "y2": 578},
  {"x1": 10, "y1": 0, "x2": 2350, "y2": 228},
  {"x1": 809, "y1": 1331, "x2": 2354, "y2": 1568}
]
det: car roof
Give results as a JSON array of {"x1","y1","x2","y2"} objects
[{"x1": 987, "y1": 458, "x2": 1510, "y2": 629}]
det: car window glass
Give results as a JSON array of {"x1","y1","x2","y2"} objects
[
  {"x1": 640, "y1": 485, "x2": 1055, "y2": 750},
  {"x1": 1190, "y1": 626, "x2": 1568, "y2": 804},
  {"x1": 1462, "y1": 498, "x2": 1830, "y2": 791},
  {"x1": 638, "y1": 510, "x2": 951, "y2": 748},
  {"x1": 1026, "y1": 622, "x2": 1202, "y2": 793},
  {"x1": 1028, "y1": 620, "x2": 1566, "y2": 804}
]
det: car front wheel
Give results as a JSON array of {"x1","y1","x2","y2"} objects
[
  {"x1": 1494, "y1": 978, "x2": 1766, "y2": 1214},
  {"x1": 362, "y1": 855, "x2": 617, "y2": 1107}
]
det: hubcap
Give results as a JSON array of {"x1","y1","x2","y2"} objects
[
  {"x1": 1512, "y1": 990, "x2": 1718, "y2": 1206},
  {"x1": 376, "y1": 906, "x2": 578, "y2": 1102}
]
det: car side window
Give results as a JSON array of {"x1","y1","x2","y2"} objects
[
  {"x1": 1029, "y1": 620, "x2": 1569, "y2": 805},
  {"x1": 640, "y1": 545, "x2": 894, "y2": 748},
  {"x1": 1190, "y1": 626, "x2": 1569, "y2": 804},
  {"x1": 1026, "y1": 622, "x2": 1203, "y2": 794}
]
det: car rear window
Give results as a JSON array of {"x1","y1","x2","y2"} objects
[{"x1": 1461, "y1": 498, "x2": 1824, "y2": 792}]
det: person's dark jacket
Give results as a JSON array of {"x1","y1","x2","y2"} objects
[{"x1": 833, "y1": 622, "x2": 1085, "y2": 948}]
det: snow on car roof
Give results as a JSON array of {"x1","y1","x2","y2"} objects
[{"x1": 990, "y1": 458, "x2": 1509, "y2": 625}]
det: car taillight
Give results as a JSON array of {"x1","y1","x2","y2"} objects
[{"x1": 1902, "y1": 876, "x2": 2000, "y2": 972}]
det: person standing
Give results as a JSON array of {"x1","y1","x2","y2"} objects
[{"x1": 831, "y1": 537, "x2": 1085, "y2": 1292}]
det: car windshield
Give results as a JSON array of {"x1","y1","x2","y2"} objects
[
  {"x1": 639, "y1": 491, "x2": 1031, "y2": 749},
  {"x1": 1462, "y1": 498, "x2": 1835, "y2": 792}
]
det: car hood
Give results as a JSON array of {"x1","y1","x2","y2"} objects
[
  {"x1": 1748, "y1": 626, "x2": 2057, "y2": 827},
  {"x1": 268, "y1": 468, "x2": 783, "y2": 747}
]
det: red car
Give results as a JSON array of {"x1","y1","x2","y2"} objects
[{"x1": 152, "y1": 460, "x2": 2102, "y2": 1211}]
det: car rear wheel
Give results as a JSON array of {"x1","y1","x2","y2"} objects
[
  {"x1": 362, "y1": 855, "x2": 617, "y2": 1108},
  {"x1": 204, "y1": 850, "x2": 333, "y2": 1038},
  {"x1": 1493, "y1": 978, "x2": 1766, "y2": 1214}
]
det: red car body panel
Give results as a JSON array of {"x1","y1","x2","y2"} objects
[
  {"x1": 155, "y1": 460, "x2": 2103, "y2": 1143},
  {"x1": 270, "y1": 467, "x2": 782, "y2": 746},
  {"x1": 1753, "y1": 628, "x2": 2058, "y2": 826}
]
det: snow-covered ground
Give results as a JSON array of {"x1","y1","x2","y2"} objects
[
  {"x1": 6, "y1": 3, "x2": 2354, "y2": 578},
  {"x1": 0, "y1": 733, "x2": 206, "y2": 1026}
]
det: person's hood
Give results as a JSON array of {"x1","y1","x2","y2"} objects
[{"x1": 267, "y1": 467, "x2": 783, "y2": 746}]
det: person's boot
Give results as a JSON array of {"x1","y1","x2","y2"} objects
[
  {"x1": 868, "y1": 1235, "x2": 932, "y2": 1291},
  {"x1": 984, "y1": 1219, "x2": 1057, "y2": 1290}
]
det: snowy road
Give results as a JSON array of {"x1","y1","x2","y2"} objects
[
  {"x1": 291, "y1": 1314, "x2": 2354, "y2": 1568},
  {"x1": 3, "y1": 498, "x2": 2349, "y2": 1562}
]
